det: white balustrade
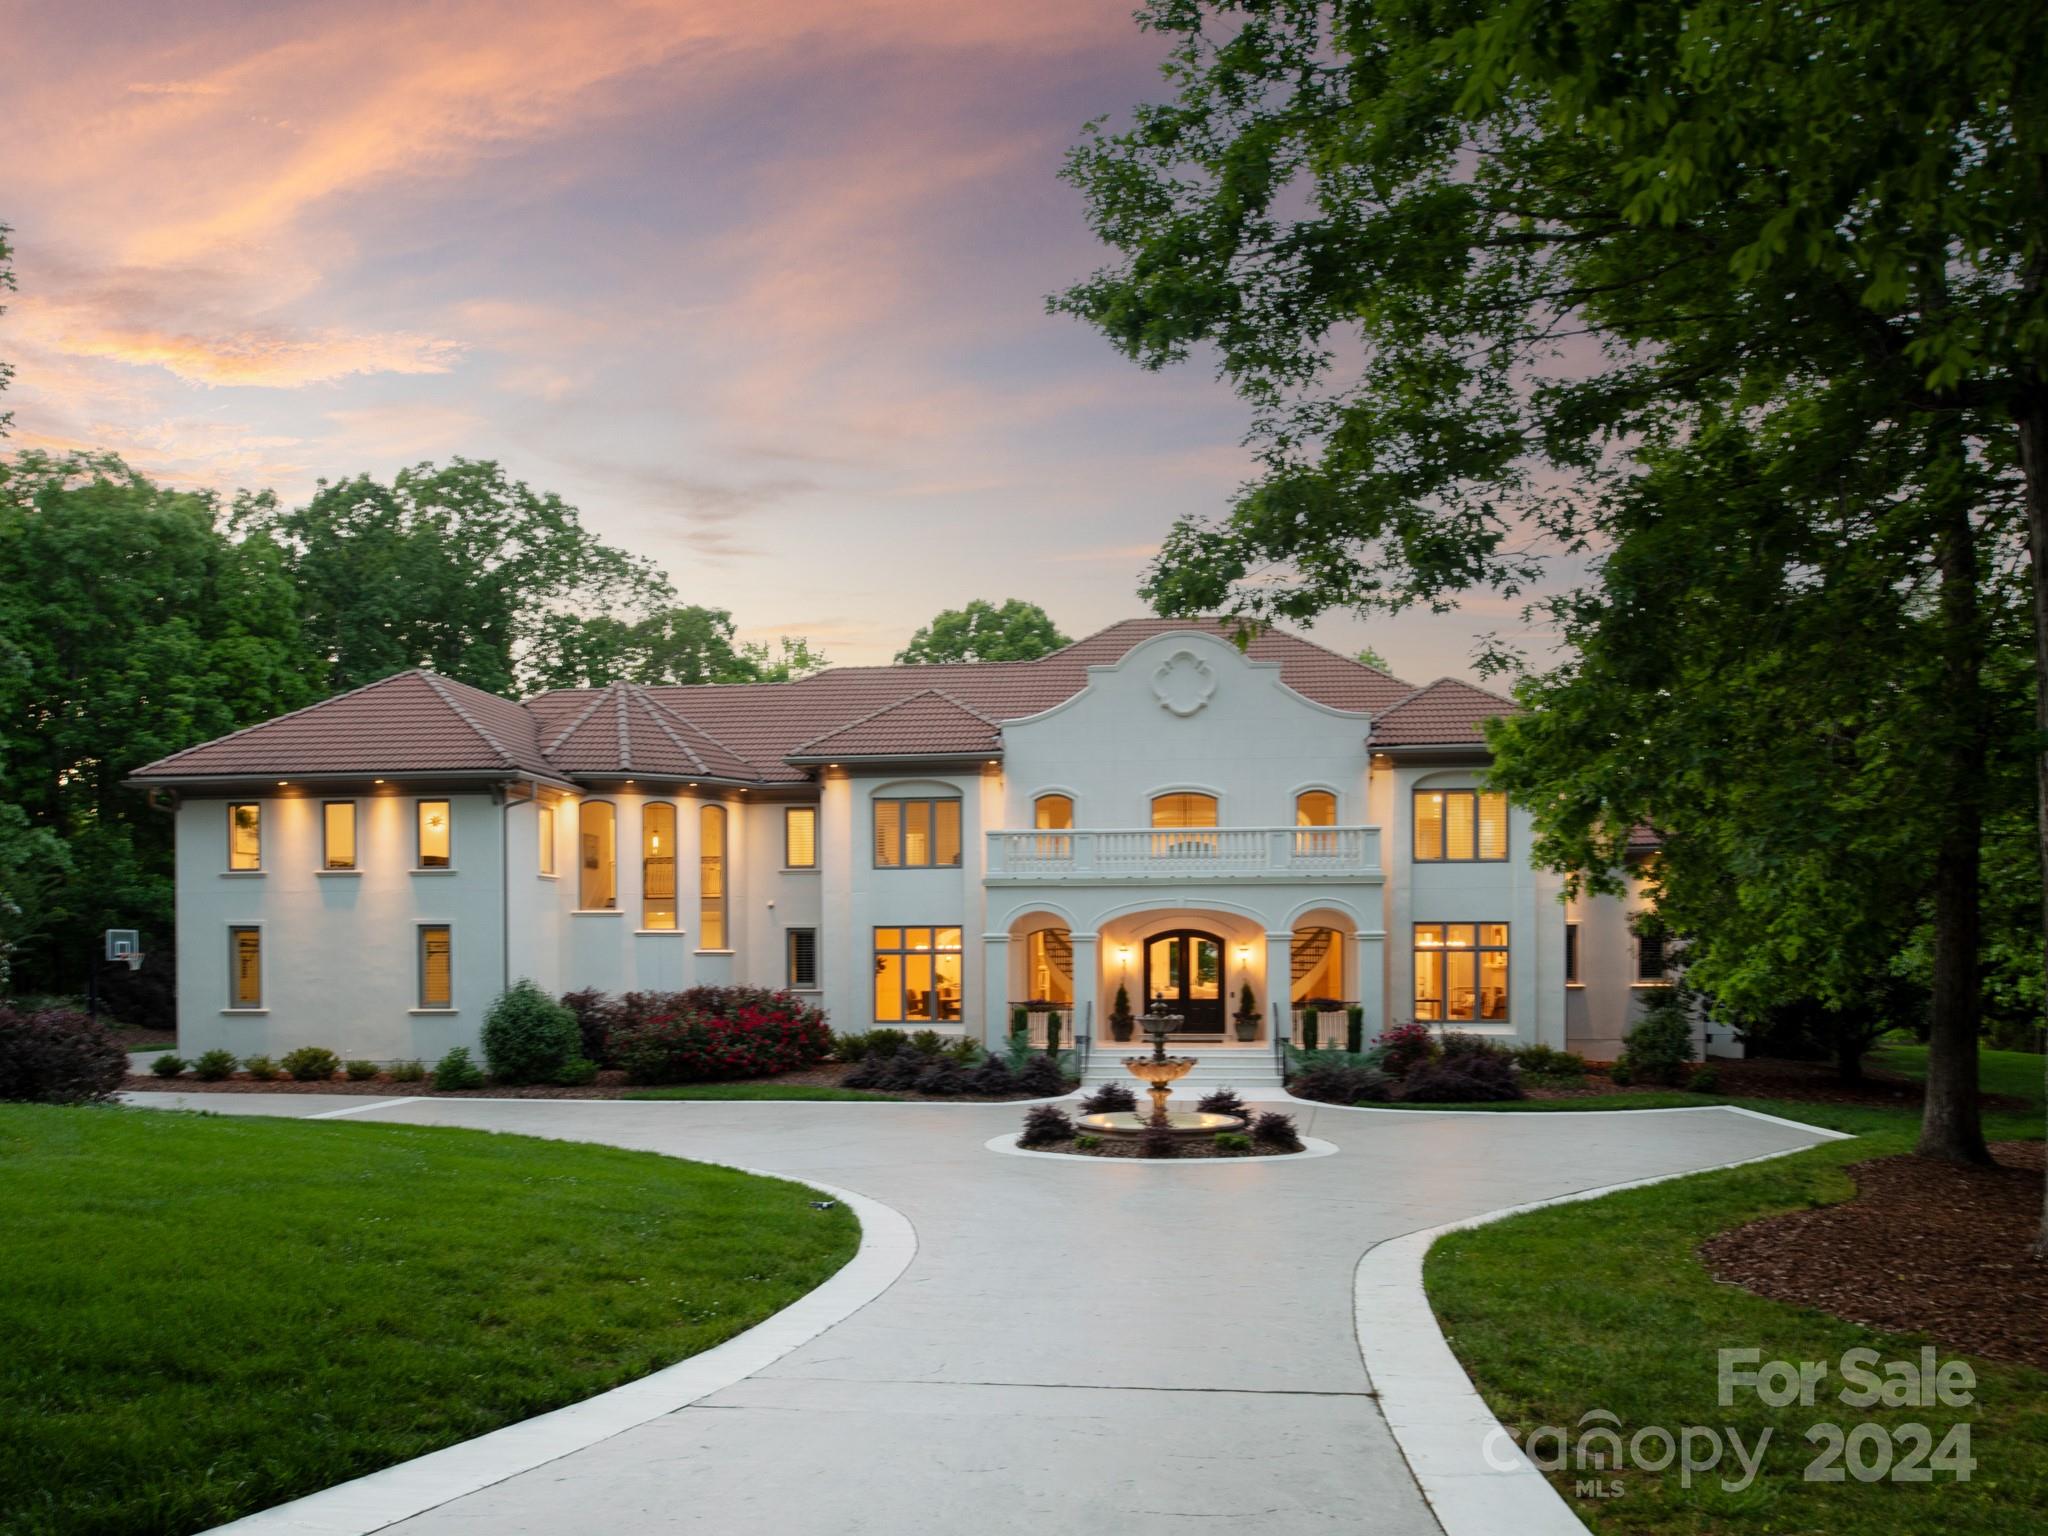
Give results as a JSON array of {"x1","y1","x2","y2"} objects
[{"x1": 985, "y1": 826, "x2": 1380, "y2": 880}]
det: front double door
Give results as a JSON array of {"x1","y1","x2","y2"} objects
[{"x1": 1144, "y1": 929, "x2": 1225, "y2": 1035}]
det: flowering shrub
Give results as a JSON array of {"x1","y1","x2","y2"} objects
[
  {"x1": 608, "y1": 987, "x2": 833, "y2": 1084},
  {"x1": 0, "y1": 1006, "x2": 127, "y2": 1103},
  {"x1": 1375, "y1": 1022, "x2": 1439, "y2": 1076}
]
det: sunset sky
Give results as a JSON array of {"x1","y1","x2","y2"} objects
[{"x1": 1, "y1": 0, "x2": 1541, "y2": 678}]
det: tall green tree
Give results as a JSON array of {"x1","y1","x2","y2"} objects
[
  {"x1": 896, "y1": 600, "x2": 1070, "y2": 664},
  {"x1": 235, "y1": 459, "x2": 673, "y2": 697},
  {"x1": 527, "y1": 607, "x2": 827, "y2": 690},
  {"x1": 0, "y1": 452, "x2": 320, "y2": 990},
  {"x1": 0, "y1": 222, "x2": 14, "y2": 438},
  {"x1": 1057, "y1": 0, "x2": 2047, "y2": 1165}
]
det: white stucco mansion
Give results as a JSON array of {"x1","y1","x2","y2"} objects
[{"x1": 131, "y1": 620, "x2": 1671, "y2": 1085}]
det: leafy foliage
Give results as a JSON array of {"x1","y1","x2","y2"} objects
[
  {"x1": 192, "y1": 1049, "x2": 237, "y2": 1082},
  {"x1": 280, "y1": 1047, "x2": 340, "y2": 1083},
  {"x1": 344, "y1": 1060, "x2": 379, "y2": 1082},
  {"x1": 1248, "y1": 1111, "x2": 1303, "y2": 1152},
  {"x1": 607, "y1": 988, "x2": 832, "y2": 1084},
  {"x1": 1374, "y1": 1024, "x2": 1438, "y2": 1077},
  {"x1": 430, "y1": 1047, "x2": 484, "y2": 1091},
  {"x1": 1400, "y1": 1057, "x2": 1525, "y2": 1103},
  {"x1": 0, "y1": 1006, "x2": 128, "y2": 1103},
  {"x1": 1079, "y1": 1082, "x2": 1137, "y2": 1114},
  {"x1": 1289, "y1": 1061, "x2": 1389, "y2": 1106},
  {"x1": 895, "y1": 600, "x2": 1069, "y2": 663},
  {"x1": 481, "y1": 980, "x2": 581, "y2": 1084},
  {"x1": 1617, "y1": 992, "x2": 1700, "y2": 1089},
  {"x1": 1018, "y1": 1103, "x2": 1075, "y2": 1147},
  {"x1": 149, "y1": 1053, "x2": 186, "y2": 1078},
  {"x1": 240, "y1": 1056, "x2": 280, "y2": 1082}
]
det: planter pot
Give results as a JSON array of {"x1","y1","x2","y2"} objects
[
  {"x1": 1233, "y1": 1016, "x2": 1259, "y2": 1042},
  {"x1": 1110, "y1": 1021, "x2": 1134, "y2": 1043}
]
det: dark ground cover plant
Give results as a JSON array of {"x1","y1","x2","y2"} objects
[
  {"x1": 192, "y1": 1049, "x2": 237, "y2": 1082},
  {"x1": 149, "y1": 1054, "x2": 186, "y2": 1078},
  {"x1": 1012, "y1": 1053, "x2": 1070, "y2": 1098},
  {"x1": 1196, "y1": 1086, "x2": 1248, "y2": 1119},
  {"x1": 1400, "y1": 1055, "x2": 1524, "y2": 1103},
  {"x1": 1018, "y1": 1103, "x2": 1074, "y2": 1147},
  {"x1": 1079, "y1": 1082, "x2": 1137, "y2": 1114},
  {"x1": 1139, "y1": 1121, "x2": 1178, "y2": 1157},
  {"x1": 1249, "y1": 1111, "x2": 1304, "y2": 1152},
  {"x1": 0, "y1": 1104, "x2": 857, "y2": 1536},
  {"x1": 0, "y1": 1006, "x2": 126, "y2": 1104},
  {"x1": 280, "y1": 1047, "x2": 340, "y2": 1083},
  {"x1": 1375, "y1": 1023, "x2": 1438, "y2": 1076},
  {"x1": 558, "y1": 987, "x2": 625, "y2": 1068},
  {"x1": 1290, "y1": 1061, "x2": 1390, "y2": 1105},
  {"x1": 483, "y1": 981, "x2": 583, "y2": 1084},
  {"x1": 430, "y1": 1046, "x2": 484, "y2": 1091},
  {"x1": 963, "y1": 1053, "x2": 1020, "y2": 1095}
]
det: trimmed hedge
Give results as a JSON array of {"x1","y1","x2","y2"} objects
[{"x1": 483, "y1": 981, "x2": 582, "y2": 1084}]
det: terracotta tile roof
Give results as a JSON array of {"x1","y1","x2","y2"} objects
[
  {"x1": 789, "y1": 689, "x2": 1002, "y2": 760},
  {"x1": 130, "y1": 670, "x2": 562, "y2": 781},
  {"x1": 131, "y1": 619, "x2": 1429, "y2": 786},
  {"x1": 1628, "y1": 824, "x2": 1663, "y2": 851},
  {"x1": 1368, "y1": 677, "x2": 1517, "y2": 747}
]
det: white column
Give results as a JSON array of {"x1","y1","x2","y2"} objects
[
  {"x1": 981, "y1": 933, "x2": 1011, "y2": 1050},
  {"x1": 1266, "y1": 931, "x2": 1294, "y2": 1047},
  {"x1": 1069, "y1": 932, "x2": 1100, "y2": 1053},
  {"x1": 1356, "y1": 929, "x2": 1387, "y2": 1044}
]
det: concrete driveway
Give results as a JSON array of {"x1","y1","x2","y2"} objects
[{"x1": 123, "y1": 1092, "x2": 1837, "y2": 1536}]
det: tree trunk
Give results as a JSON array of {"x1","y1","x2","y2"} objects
[
  {"x1": 1916, "y1": 486, "x2": 1992, "y2": 1165},
  {"x1": 2018, "y1": 386, "x2": 2048, "y2": 1247},
  {"x1": 1836, "y1": 1029, "x2": 1864, "y2": 1086}
]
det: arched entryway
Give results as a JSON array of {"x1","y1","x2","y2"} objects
[{"x1": 1143, "y1": 928, "x2": 1226, "y2": 1035}]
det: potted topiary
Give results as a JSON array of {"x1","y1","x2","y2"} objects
[
  {"x1": 1109, "y1": 983, "x2": 1136, "y2": 1043},
  {"x1": 1232, "y1": 982, "x2": 1260, "y2": 1042}
]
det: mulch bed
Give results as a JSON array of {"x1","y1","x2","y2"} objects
[
  {"x1": 122, "y1": 1058, "x2": 1065, "y2": 1103},
  {"x1": 108, "y1": 1027, "x2": 178, "y2": 1051},
  {"x1": 1027, "y1": 1135, "x2": 1298, "y2": 1160},
  {"x1": 1699, "y1": 1141, "x2": 2048, "y2": 1369}
]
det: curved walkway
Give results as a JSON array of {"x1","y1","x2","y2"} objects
[{"x1": 122, "y1": 1091, "x2": 1840, "y2": 1536}]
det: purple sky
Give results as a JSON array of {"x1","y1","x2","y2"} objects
[{"x1": 2, "y1": 0, "x2": 1547, "y2": 678}]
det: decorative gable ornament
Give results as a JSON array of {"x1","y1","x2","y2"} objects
[{"x1": 1151, "y1": 650, "x2": 1218, "y2": 717}]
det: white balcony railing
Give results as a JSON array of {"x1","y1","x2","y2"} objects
[{"x1": 985, "y1": 825, "x2": 1381, "y2": 881}]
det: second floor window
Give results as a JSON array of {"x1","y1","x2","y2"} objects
[
  {"x1": 1414, "y1": 789, "x2": 1508, "y2": 862},
  {"x1": 1151, "y1": 792, "x2": 1217, "y2": 828},
  {"x1": 419, "y1": 924, "x2": 453, "y2": 1008},
  {"x1": 538, "y1": 803, "x2": 557, "y2": 876},
  {"x1": 642, "y1": 802, "x2": 677, "y2": 930},
  {"x1": 1295, "y1": 790, "x2": 1337, "y2": 827},
  {"x1": 785, "y1": 806, "x2": 817, "y2": 868},
  {"x1": 322, "y1": 801, "x2": 357, "y2": 870},
  {"x1": 1034, "y1": 794, "x2": 1073, "y2": 830},
  {"x1": 874, "y1": 797, "x2": 961, "y2": 868},
  {"x1": 417, "y1": 800, "x2": 452, "y2": 868},
  {"x1": 228, "y1": 803, "x2": 261, "y2": 870},
  {"x1": 229, "y1": 926, "x2": 262, "y2": 1007}
]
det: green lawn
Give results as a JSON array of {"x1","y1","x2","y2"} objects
[
  {"x1": 1870, "y1": 1042, "x2": 2047, "y2": 1109},
  {"x1": 1422, "y1": 1062, "x2": 2045, "y2": 1535},
  {"x1": 0, "y1": 1105, "x2": 858, "y2": 1536},
  {"x1": 623, "y1": 1082, "x2": 895, "y2": 1101}
]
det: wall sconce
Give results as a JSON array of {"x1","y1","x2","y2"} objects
[
  {"x1": 1234, "y1": 944, "x2": 1253, "y2": 965},
  {"x1": 1115, "y1": 944, "x2": 1133, "y2": 967}
]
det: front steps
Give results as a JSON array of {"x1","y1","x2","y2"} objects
[{"x1": 1078, "y1": 1045, "x2": 1285, "y2": 1094}]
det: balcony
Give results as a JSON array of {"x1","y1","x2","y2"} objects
[{"x1": 984, "y1": 826, "x2": 1382, "y2": 883}]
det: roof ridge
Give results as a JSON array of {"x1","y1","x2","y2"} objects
[
  {"x1": 636, "y1": 690, "x2": 760, "y2": 777},
  {"x1": 137, "y1": 668, "x2": 432, "y2": 771},
  {"x1": 418, "y1": 671, "x2": 517, "y2": 769},
  {"x1": 921, "y1": 686, "x2": 1001, "y2": 726},
  {"x1": 612, "y1": 680, "x2": 632, "y2": 772},
  {"x1": 543, "y1": 685, "x2": 615, "y2": 754},
  {"x1": 623, "y1": 684, "x2": 708, "y2": 775},
  {"x1": 788, "y1": 685, "x2": 963, "y2": 755},
  {"x1": 1403, "y1": 674, "x2": 1518, "y2": 708}
]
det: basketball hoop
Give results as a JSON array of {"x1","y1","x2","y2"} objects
[{"x1": 105, "y1": 929, "x2": 144, "y2": 971}]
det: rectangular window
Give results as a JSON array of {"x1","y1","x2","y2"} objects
[
  {"x1": 229, "y1": 926, "x2": 262, "y2": 1007},
  {"x1": 873, "y1": 798, "x2": 962, "y2": 868},
  {"x1": 642, "y1": 802, "x2": 678, "y2": 929},
  {"x1": 228, "y1": 803, "x2": 261, "y2": 870},
  {"x1": 419, "y1": 924, "x2": 453, "y2": 1008},
  {"x1": 417, "y1": 800, "x2": 452, "y2": 868},
  {"x1": 785, "y1": 806, "x2": 817, "y2": 869},
  {"x1": 1637, "y1": 933, "x2": 1668, "y2": 982},
  {"x1": 538, "y1": 803, "x2": 557, "y2": 876},
  {"x1": 788, "y1": 927, "x2": 818, "y2": 988},
  {"x1": 699, "y1": 804, "x2": 727, "y2": 948},
  {"x1": 322, "y1": 801, "x2": 357, "y2": 870},
  {"x1": 1565, "y1": 922, "x2": 1580, "y2": 984},
  {"x1": 1413, "y1": 922, "x2": 1509, "y2": 1023},
  {"x1": 872, "y1": 926, "x2": 963, "y2": 1023},
  {"x1": 1413, "y1": 790, "x2": 1508, "y2": 861}
]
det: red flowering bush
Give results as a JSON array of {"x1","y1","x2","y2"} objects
[
  {"x1": 606, "y1": 987, "x2": 833, "y2": 1084},
  {"x1": 1375, "y1": 1022, "x2": 1439, "y2": 1077}
]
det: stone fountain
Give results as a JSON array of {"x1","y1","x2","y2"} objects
[{"x1": 1073, "y1": 1009, "x2": 1247, "y2": 1142}]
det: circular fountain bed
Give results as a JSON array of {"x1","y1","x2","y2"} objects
[{"x1": 1073, "y1": 1110, "x2": 1247, "y2": 1141}]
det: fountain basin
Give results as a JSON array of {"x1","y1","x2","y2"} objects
[{"x1": 1074, "y1": 1111, "x2": 1247, "y2": 1141}]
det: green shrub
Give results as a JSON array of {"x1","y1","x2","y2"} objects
[
  {"x1": 1510, "y1": 1043, "x2": 1587, "y2": 1077},
  {"x1": 908, "y1": 1029, "x2": 946, "y2": 1057},
  {"x1": 1300, "y1": 1012, "x2": 1320, "y2": 1051},
  {"x1": 240, "y1": 1055, "x2": 281, "y2": 1082},
  {"x1": 1045, "y1": 1010, "x2": 1062, "y2": 1054},
  {"x1": 481, "y1": 980, "x2": 580, "y2": 1084},
  {"x1": 1686, "y1": 1065, "x2": 1722, "y2": 1093},
  {"x1": 150, "y1": 1053, "x2": 187, "y2": 1078},
  {"x1": 553, "y1": 1056, "x2": 600, "y2": 1086},
  {"x1": 344, "y1": 1059, "x2": 379, "y2": 1081},
  {"x1": 1618, "y1": 992, "x2": 1697, "y2": 1087},
  {"x1": 431, "y1": 1046, "x2": 485, "y2": 1091},
  {"x1": 1074, "y1": 1133, "x2": 1103, "y2": 1151},
  {"x1": 1346, "y1": 1005, "x2": 1365, "y2": 1054},
  {"x1": 1214, "y1": 1131, "x2": 1252, "y2": 1152},
  {"x1": 281, "y1": 1047, "x2": 340, "y2": 1082},
  {"x1": 193, "y1": 1049, "x2": 237, "y2": 1082},
  {"x1": 1608, "y1": 1061, "x2": 1634, "y2": 1086},
  {"x1": 389, "y1": 1059, "x2": 427, "y2": 1083}
]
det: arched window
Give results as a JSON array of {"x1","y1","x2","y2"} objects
[
  {"x1": 1033, "y1": 794, "x2": 1074, "y2": 830},
  {"x1": 1025, "y1": 928, "x2": 1073, "y2": 1005},
  {"x1": 1291, "y1": 927, "x2": 1345, "y2": 1004},
  {"x1": 578, "y1": 801, "x2": 616, "y2": 910},
  {"x1": 699, "y1": 804, "x2": 728, "y2": 948},
  {"x1": 1150, "y1": 792, "x2": 1217, "y2": 828},
  {"x1": 1295, "y1": 790, "x2": 1337, "y2": 826},
  {"x1": 642, "y1": 802, "x2": 677, "y2": 929}
]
